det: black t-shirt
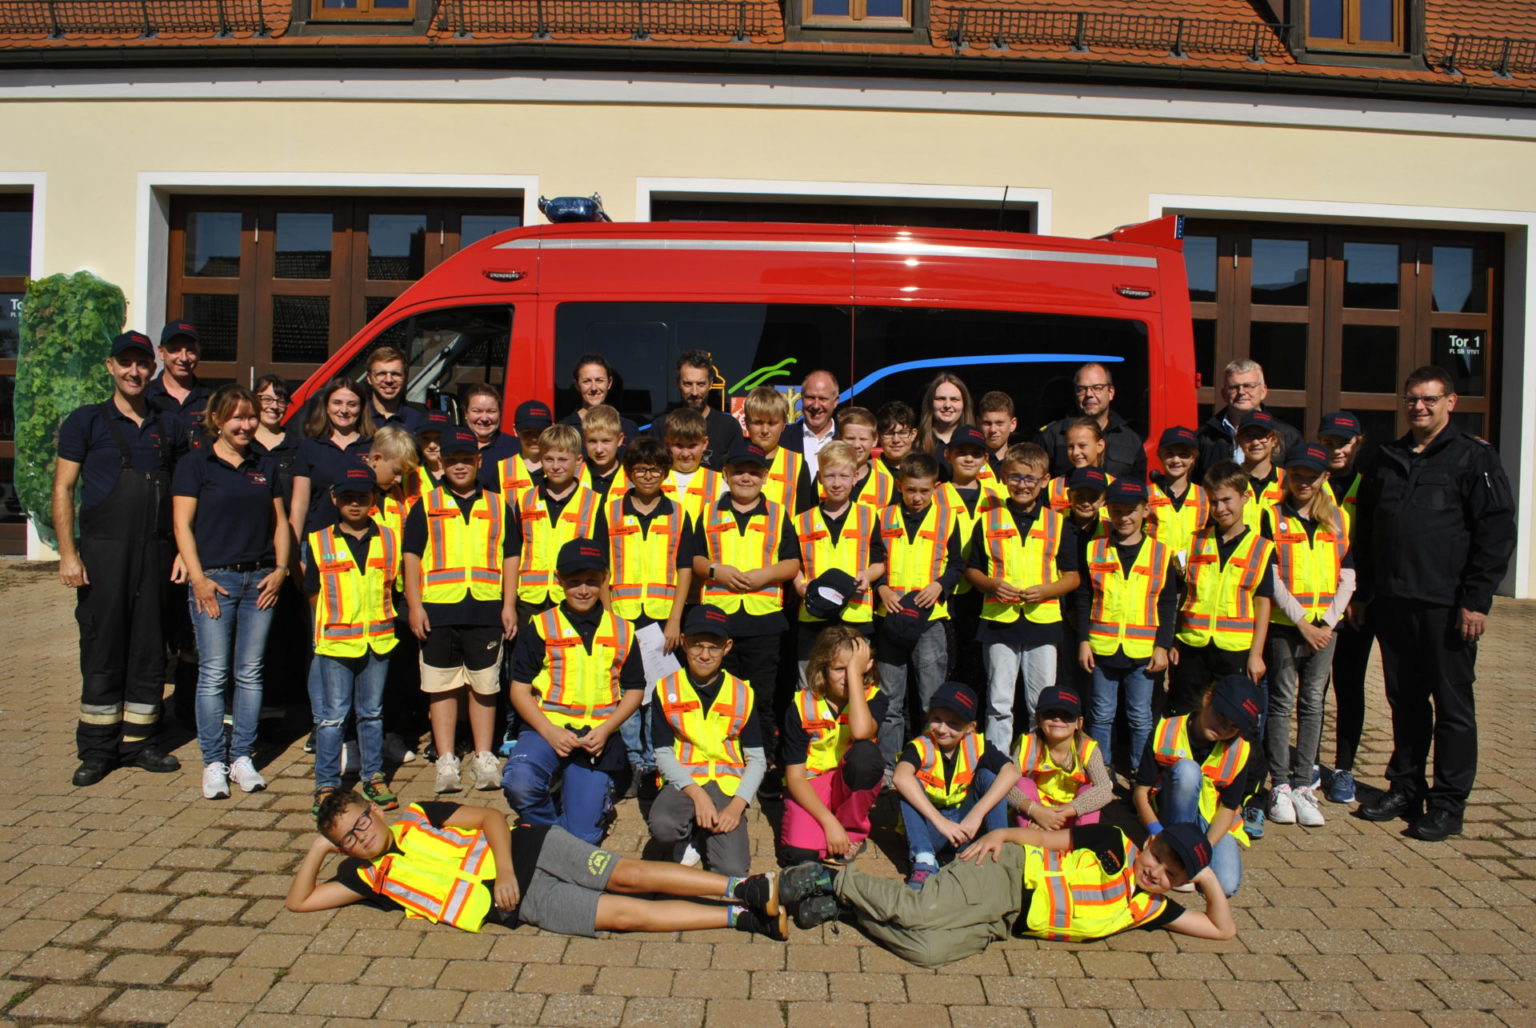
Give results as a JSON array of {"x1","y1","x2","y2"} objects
[
  {"x1": 57, "y1": 401, "x2": 187, "y2": 511},
  {"x1": 331, "y1": 802, "x2": 548, "y2": 928},
  {"x1": 897, "y1": 737, "x2": 1011, "y2": 781},
  {"x1": 650, "y1": 668, "x2": 764, "y2": 753},
  {"x1": 402, "y1": 487, "x2": 522, "y2": 628},
  {"x1": 1011, "y1": 825, "x2": 1186, "y2": 934},
  {"x1": 1135, "y1": 721, "x2": 1258, "y2": 809},
  {"x1": 779, "y1": 690, "x2": 889, "y2": 767}
]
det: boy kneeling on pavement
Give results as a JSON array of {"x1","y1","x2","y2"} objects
[{"x1": 286, "y1": 789, "x2": 790, "y2": 938}]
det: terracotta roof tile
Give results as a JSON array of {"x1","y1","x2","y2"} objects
[{"x1": 0, "y1": 0, "x2": 1531, "y2": 95}]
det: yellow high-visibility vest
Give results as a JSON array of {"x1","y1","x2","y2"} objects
[
  {"x1": 795, "y1": 683, "x2": 880, "y2": 776},
  {"x1": 979, "y1": 504, "x2": 1064, "y2": 625},
  {"x1": 419, "y1": 487, "x2": 506, "y2": 605},
  {"x1": 1268, "y1": 509, "x2": 1348, "y2": 628},
  {"x1": 1175, "y1": 527, "x2": 1274, "y2": 652},
  {"x1": 530, "y1": 606, "x2": 635, "y2": 731},
  {"x1": 880, "y1": 501, "x2": 955, "y2": 622},
  {"x1": 700, "y1": 500, "x2": 786, "y2": 616},
  {"x1": 1018, "y1": 831, "x2": 1167, "y2": 942},
  {"x1": 1151, "y1": 713, "x2": 1252, "y2": 847},
  {"x1": 911, "y1": 733, "x2": 984, "y2": 809},
  {"x1": 764, "y1": 447, "x2": 804, "y2": 517},
  {"x1": 517, "y1": 485, "x2": 599, "y2": 605},
  {"x1": 796, "y1": 504, "x2": 877, "y2": 624},
  {"x1": 1013, "y1": 732, "x2": 1099, "y2": 807},
  {"x1": 662, "y1": 467, "x2": 722, "y2": 525},
  {"x1": 355, "y1": 804, "x2": 498, "y2": 932},
  {"x1": 606, "y1": 495, "x2": 682, "y2": 622},
  {"x1": 1085, "y1": 535, "x2": 1173, "y2": 660},
  {"x1": 657, "y1": 670, "x2": 754, "y2": 797},
  {"x1": 310, "y1": 524, "x2": 400, "y2": 658},
  {"x1": 1147, "y1": 479, "x2": 1208, "y2": 567},
  {"x1": 496, "y1": 453, "x2": 538, "y2": 499}
]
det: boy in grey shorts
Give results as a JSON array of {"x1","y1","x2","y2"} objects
[{"x1": 286, "y1": 790, "x2": 789, "y2": 938}]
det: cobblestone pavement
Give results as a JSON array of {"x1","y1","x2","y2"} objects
[{"x1": 2, "y1": 563, "x2": 1534, "y2": 1026}]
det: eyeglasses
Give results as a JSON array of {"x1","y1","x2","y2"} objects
[
  {"x1": 258, "y1": 397, "x2": 289, "y2": 409},
  {"x1": 370, "y1": 371, "x2": 404, "y2": 381},
  {"x1": 1225, "y1": 381, "x2": 1263, "y2": 394},
  {"x1": 629, "y1": 466, "x2": 664, "y2": 478},
  {"x1": 338, "y1": 809, "x2": 373, "y2": 850},
  {"x1": 1005, "y1": 474, "x2": 1043, "y2": 486},
  {"x1": 1401, "y1": 394, "x2": 1447, "y2": 408},
  {"x1": 685, "y1": 640, "x2": 726, "y2": 654},
  {"x1": 1074, "y1": 383, "x2": 1111, "y2": 395}
]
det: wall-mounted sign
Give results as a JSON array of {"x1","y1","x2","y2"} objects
[{"x1": 1431, "y1": 328, "x2": 1485, "y2": 397}]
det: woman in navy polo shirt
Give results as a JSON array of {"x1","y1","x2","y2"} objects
[
  {"x1": 288, "y1": 378, "x2": 376, "y2": 541},
  {"x1": 172, "y1": 385, "x2": 291, "y2": 800},
  {"x1": 464, "y1": 384, "x2": 519, "y2": 490}
]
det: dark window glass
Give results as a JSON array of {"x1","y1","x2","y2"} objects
[
  {"x1": 1432, "y1": 327, "x2": 1486, "y2": 397},
  {"x1": 811, "y1": 0, "x2": 850, "y2": 13},
  {"x1": 335, "y1": 305, "x2": 513, "y2": 412},
  {"x1": 1248, "y1": 322, "x2": 1307, "y2": 390},
  {"x1": 272, "y1": 296, "x2": 330, "y2": 364},
  {"x1": 0, "y1": 374, "x2": 13, "y2": 440},
  {"x1": 367, "y1": 214, "x2": 427, "y2": 280},
  {"x1": 1354, "y1": 409, "x2": 1398, "y2": 452},
  {"x1": 375, "y1": 0, "x2": 411, "y2": 6},
  {"x1": 1342, "y1": 242, "x2": 1399, "y2": 309},
  {"x1": 556, "y1": 302, "x2": 850, "y2": 430},
  {"x1": 1184, "y1": 236, "x2": 1217, "y2": 304},
  {"x1": 0, "y1": 210, "x2": 31, "y2": 278},
  {"x1": 1431, "y1": 246, "x2": 1487, "y2": 314},
  {"x1": 1264, "y1": 407, "x2": 1308, "y2": 437},
  {"x1": 650, "y1": 198, "x2": 1032, "y2": 233},
  {"x1": 1193, "y1": 319, "x2": 1216, "y2": 390},
  {"x1": 1340, "y1": 325, "x2": 1398, "y2": 393},
  {"x1": 461, "y1": 214, "x2": 521, "y2": 249},
  {"x1": 185, "y1": 212, "x2": 242, "y2": 278},
  {"x1": 275, "y1": 213, "x2": 333, "y2": 279},
  {"x1": 0, "y1": 458, "x2": 22, "y2": 522},
  {"x1": 1359, "y1": 0, "x2": 1395, "y2": 41},
  {"x1": 1310, "y1": 0, "x2": 1343, "y2": 38},
  {"x1": 0, "y1": 292, "x2": 20, "y2": 359},
  {"x1": 321, "y1": 0, "x2": 358, "y2": 7},
  {"x1": 180, "y1": 295, "x2": 239, "y2": 361},
  {"x1": 866, "y1": 0, "x2": 905, "y2": 15},
  {"x1": 855, "y1": 307, "x2": 1152, "y2": 443},
  {"x1": 1251, "y1": 240, "x2": 1309, "y2": 306},
  {"x1": 1450, "y1": 411, "x2": 1485, "y2": 438}
]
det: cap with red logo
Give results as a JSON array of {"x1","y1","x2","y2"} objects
[
  {"x1": 556, "y1": 538, "x2": 608, "y2": 574},
  {"x1": 418, "y1": 409, "x2": 453, "y2": 439},
  {"x1": 947, "y1": 425, "x2": 989, "y2": 453},
  {"x1": 682, "y1": 604, "x2": 731, "y2": 639},
  {"x1": 927, "y1": 681, "x2": 978, "y2": 721},
  {"x1": 725, "y1": 439, "x2": 771, "y2": 469},
  {"x1": 160, "y1": 321, "x2": 200, "y2": 346},
  {"x1": 1158, "y1": 425, "x2": 1198, "y2": 451},
  {"x1": 110, "y1": 331, "x2": 155, "y2": 359},
  {"x1": 515, "y1": 400, "x2": 553, "y2": 431},
  {"x1": 1317, "y1": 411, "x2": 1362, "y2": 440},
  {"x1": 1158, "y1": 822, "x2": 1214, "y2": 880},
  {"x1": 1066, "y1": 466, "x2": 1109, "y2": 494},
  {"x1": 1236, "y1": 409, "x2": 1278, "y2": 435},
  {"x1": 331, "y1": 462, "x2": 379, "y2": 496},
  {"x1": 1104, "y1": 479, "x2": 1148, "y2": 506},
  {"x1": 441, "y1": 428, "x2": 480, "y2": 456},
  {"x1": 1284, "y1": 444, "x2": 1330, "y2": 475},
  {"x1": 1210, "y1": 673, "x2": 1264, "y2": 738},
  {"x1": 1034, "y1": 685, "x2": 1081, "y2": 720}
]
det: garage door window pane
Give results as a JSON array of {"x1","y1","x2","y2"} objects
[
  {"x1": 1185, "y1": 236, "x2": 1217, "y2": 304},
  {"x1": 0, "y1": 293, "x2": 20, "y2": 359},
  {"x1": 1340, "y1": 324, "x2": 1398, "y2": 394},
  {"x1": 462, "y1": 214, "x2": 522, "y2": 248},
  {"x1": 368, "y1": 214, "x2": 427, "y2": 280},
  {"x1": 1251, "y1": 240, "x2": 1309, "y2": 306},
  {"x1": 1431, "y1": 246, "x2": 1487, "y2": 314},
  {"x1": 180, "y1": 295, "x2": 239, "y2": 361},
  {"x1": 185, "y1": 212, "x2": 242, "y2": 277},
  {"x1": 1248, "y1": 322, "x2": 1307, "y2": 390},
  {"x1": 1343, "y1": 242, "x2": 1399, "y2": 309},
  {"x1": 272, "y1": 296, "x2": 330, "y2": 364},
  {"x1": 0, "y1": 211, "x2": 30, "y2": 278},
  {"x1": 275, "y1": 213, "x2": 334, "y2": 279}
]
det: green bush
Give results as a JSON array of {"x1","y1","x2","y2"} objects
[{"x1": 15, "y1": 272, "x2": 125, "y2": 549}]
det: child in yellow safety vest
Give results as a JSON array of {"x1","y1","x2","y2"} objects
[
  {"x1": 875, "y1": 400, "x2": 919, "y2": 480},
  {"x1": 793, "y1": 441, "x2": 887, "y2": 666},
  {"x1": 1073, "y1": 479, "x2": 1178, "y2": 775},
  {"x1": 604, "y1": 437, "x2": 691, "y2": 784},
  {"x1": 1047, "y1": 418, "x2": 1115, "y2": 513},
  {"x1": 661, "y1": 407, "x2": 724, "y2": 527},
  {"x1": 365, "y1": 426, "x2": 421, "y2": 542},
  {"x1": 874, "y1": 452, "x2": 966, "y2": 768},
  {"x1": 797, "y1": 819, "x2": 1233, "y2": 966},
  {"x1": 1235, "y1": 409, "x2": 1287, "y2": 534},
  {"x1": 939, "y1": 425, "x2": 1004, "y2": 693},
  {"x1": 832, "y1": 407, "x2": 895, "y2": 512},
  {"x1": 494, "y1": 400, "x2": 551, "y2": 499},
  {"x1": 578, "y1": 404, "x2": 628, "y2": 498},
  {"x1": 1316, "y1": 411, "x2": 1368, "y2": 805},
  {"x1": 1010, "y1": 685, "x2": 1111, "y2": 831},
  {"x1": 305, "y1": 464, "x2": 404, "y2": 814},
  {"x1": 505, "y1": 539, "x2": 645, "y2": 845},
  {"x1": 893, "y1": 681, "x2": 1020, "y2": 889},
  {"x1": 965, "y1": 443, "x2": 1082, "y2": 756},
  {"x1": 1259, "y1": 445, "x2": 1355, "y2": 831},
  {"x1": 691, "y1": 439, "x2": 802, "y2": 768},
  {"x1": 647, "y1": 605, "x2": 768, "y2": 876},
  {"x1": 289, "y1": 789, "x2": 792, "y2": 939},
  {"x1": 1166, "y1": 460, "x2": 1277, "y2": 718},
  {"x1": 974, "y1": 391, "x2": 1017, "y2": 501},
  {"x1": 401, "y1": 428, "x2": 520, "y2": 796},
  {"x1": 1147, "y1": 425, "x2": 1209, "y2": 571},
  {"x1": 1133, "y1": 674, "x2": 1264, "y2": 898},
  {"x1": 744, "y1": 386, "x2": 814, "y2": 518},
  {"x1": 780, "y1": 626, "x2": 887, "y2": 865},
  {"x1": 415, "y1": 409, "x2": 451, "y2": 495},
  {"x1": 514, "y1": 423, "x2": 604, "y2": 624}
]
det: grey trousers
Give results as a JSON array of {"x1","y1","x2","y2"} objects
[
  {"x1": 834, "y1": 843, "x2": 1026, "y2": 968},
  {"x1": 876, "y1": 621, "x2": 950, "y2": 768},
  {"x1": 646, "y1": 780, "x2": 752, "y2": 877}
]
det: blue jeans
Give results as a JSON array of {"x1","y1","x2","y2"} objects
[
  {"x1": 188, "y1": 568, "x2": 274, "y2": 767},
  {"x1": 1156, "y1": 758, "x2": 1243, "y2": 897},
  {"x1": 501, "y1": 728, "x2": 617, "y2": 844},
  {"x1": 898, "y1": 767, "x2": 1007, "y2": 869},
  {"x1": 308, "y1": 651, "x2": 390, "y2": 789},
  {"x1": 1087, "y1": 662, "x2": 1157, "y2": 772}
]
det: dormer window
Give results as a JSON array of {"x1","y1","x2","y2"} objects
[
  {"x1": 1307, "y1": 0, "x2": 1403, "y2": 52},
  {"x1": 804, "y1": 0, "x2": 911, "y2": 30}
]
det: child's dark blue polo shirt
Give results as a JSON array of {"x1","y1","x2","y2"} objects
[
  {"x1": 172, "y1": 447, "x2": 280, "y2": 568},
  {"x1": 57, "y1": 402, "x2": 186, "y2": 510},
  {"x1": 372, "y1": 401, "x2": 428, "y2": 436},
  {"x1": 294, "y1": 434, "x2": 375, "y2": 534}
]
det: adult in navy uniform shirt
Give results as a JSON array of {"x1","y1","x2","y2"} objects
[
  {"x1": 1036, "y1": 362, "x2": 1146, "y2": 480},
  {"x1": 146, "y1": 320, "x2": 212, "y2": 450},
  {"x1": 53, "y1": 332, "x2": 185, "y2": 786},
  {"x1": 1355, "y1": 366, "x2": 1515, "y2": 842},
  {"x1": 649, "y1": 350, "x2": 742, "y2": 472},
  {"x1": 1194, "y1": 359, "x2": 1302, "y2": 476},
  {"x1": 557, "y1": 353, "x2": 641, "y2": 441},
  {"x1": 288, "y1": 378, "x2": 375, "y2": 539},
  {"x1": 364, "y1": 345, "x2": 427, "y2": 436}
]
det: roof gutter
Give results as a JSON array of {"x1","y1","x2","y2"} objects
[{"x1": 0, "y1": 40, "x2": 1530, "y2": 108}]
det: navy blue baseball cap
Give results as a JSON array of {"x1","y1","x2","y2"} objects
[
  {"x1": 1284, "y1": 444, "x2": 1330, "y2": 475},
  {"x1": 110, "y1": 331, "x2": 155, "y2": 359},
  {"x1": 331, "y1": 462, "x2": 378, "y2": 497},
  {"x1": 440, "y1": 427, "x2": 480, "y2": 456},
  {"x1": 1236, "y1": 409, "x2": 1278, "y2": 436},
  {"x1": 1317, "y1": 411, "x2": 1362, "y2": 440},
  {"x1": 1066, "y1": 466, "x2": 1109, "y2": 494},
  {"x1": 1211, "y1": 674, "x2": 1263, "y2": 739},
  {"x1": 803, "y1": 568, "x2": 859, "y2": 621},
  {"x1": 418, "y1": 409, "x2": 452, "y2": 439},
  {"x1": 556, "y1": 538, "x2": 608, "y2": 574},
  {"x1": 515, "y1": 400, "x2": 553, "y2": 431},
  {"x1": 1158, "y1": 425, "x2": 1198, "y2": 451},
  {"x1": 724, "y1": 439, "x2": 771, "y2": 469},
  {"x1": 160, "y1": 320, "x2": 199, "y2": 346},
  {"x1": 927, "y1": 681, "x2": 979, "y2": 721},
  {"x1": 682, "y1": 604, "x2": 731, "y2": 639},
  {"x1": 1034, "y1": 685, "x2": 1082, "y2": 720},
  {"x1": 879, "y1": 592, "x2": 933, "y2": 648},
  {"x1": 1104, "y1": 479, "x2": 1148, "y2": 506},
  {"x1": 1158, "y1": 822, "x2": 1213, "y2": 881},
  {"x1": 946, "y1": 425, "x2": 988, "y2": 453}
]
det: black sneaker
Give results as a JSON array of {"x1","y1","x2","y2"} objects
[
  {"x1": 733, "y1": 906, "x2": 788, "y2": 940},
  {"x1": 735, "y1": 872, "x2": 780, "y2": 917},
  {"x1": 779, "y1": 862, "x2": 835, "y2": 905},
  {"x1": 72, "y1": 756, "x2": 115, "y2": 787},
  {"x1": 792, "y1": 895, "x2": 841, "y2": 930},
  {"x1": 123, "y1": 746, "x2": 180, "y2": 773}
]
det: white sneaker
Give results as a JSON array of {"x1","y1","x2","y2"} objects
[
  {"x1": 679, "y1": 842, "x2": 703, "y2": 868},
  {"x1": 202, "y1": 762, "x2": 230, "y2": 800},
  {"x1": 1292, "y1": 786, "x2": 1326, "y2": 828},
  {"x1": 1268, "y1": 783, "x2": 1297, "y2": 824},
  {"x1": 228, "y1": 756, "x2": 266, "y2": 793},
  {"x1": 469, "y1": 750, "x2": 501, "y2": 791},
  {"x1": 434, "y1": 753, "x2": 462, "y2": 794}
]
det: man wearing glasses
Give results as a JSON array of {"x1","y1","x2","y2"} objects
[
  {"x1": 1354, "y1": 366, "x2": 1514, "y2": 842},
  {"x1": 1037, "y1": 363, "x2": 1146, "y2": 479},
  {"x1": 1195, "y1": 359, "x2": 1302, "y2": 475},
  {"x1": 365, "y1": 346, "x2": 427, "y2": 435},
  {"x1": 779, "y1": 369, "x2": 841, "y2": 480}
]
